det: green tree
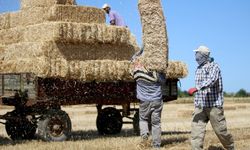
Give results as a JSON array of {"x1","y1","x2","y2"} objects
[
  {"x1": 178, "y1": 89, "x2": 189, "y2": 97},
  {"x1": 235, "y1": 89, "x2": 248, "y2": 97}
]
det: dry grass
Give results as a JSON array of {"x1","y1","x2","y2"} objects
[{"x1": 0, "y1": 98, "x2": 250, "y2": 150}]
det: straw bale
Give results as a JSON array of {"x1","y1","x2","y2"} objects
[
  {"x1": 0, "y1": 57, "x2": 49, "y2": 77},
  {"x1": 23, "y1": 22, "x2": 136, "y2": 47},
  {"x1": 48, "y1": 5, "x2": 105, "y2": 24},
  {"x1": 1, "y1": 52, "x2": 187, "y2": 80},
  {"x1": 2, "y1": 40, "x2": 135, "y2": 66},
  {"x1": 9, "y1": 9, "x2": 49, "y2": 29},
  {"x1": 138, "y1": 0, "x2": 168, "y2": 71},
  {"x1": 7, "y1": 6, "x2": 104, "y2": 29},
  {"x1": 47, "y1": 60, "x2": 187, "y2": 81},
  {"x1": 0, "y1": 27, "x2": 23, "y2": 45},
  {"x1": 3, "y1": 42, "x2": 47, "y2": 60},
  {"x1": 56, "y1": 42, "x2": 135, "y2": 60},
  {"x1": 165, "y1": 61, "x2": 188, "y2": 79},
  {"x1": 0, "y1": 13, "x2": 10, "y2": 30},
  {"x1": 21, "y1": 0, "x2": 76, "y2": 10}
]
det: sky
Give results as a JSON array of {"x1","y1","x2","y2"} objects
[{"x1": 0, "y1": 0, "x2": 250, "y2": 92}]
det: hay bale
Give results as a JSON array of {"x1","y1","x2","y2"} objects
[
  {"x1": 0, "y1": 27, "x2": 23, "y2": 45},
  {"x1": 21, "y1": 0, "x2": 76, "y2": 10},
  {"x1": 1, "y1": 54, "x2": 187, "y2": 81},
  {"x1": 0, "y1": 13, "x2": 10, "y2": 30},
  {"x1": 9, "y1": 9, "x2": 49, "y2": 29},
  {"x1": 138, "y1": 0, "x2": 168, "y2": 71},
  {"x1": 23, "y1": 22, "x2": 136, "y2": 47},
  {"x1": 0, "y1": 57, "x2": 49, "y2": 77},
  {"x1": 165, "y1": 61, "x2": 188, "y2": 79},
  {"x1": 48, "y1": 5, "x2": 105, "y2": 24},
  {"x1": 7, "y1": 6, "x2": 104, "y2": 29},
  {"x1": 3, "y1": 42, "x2": 47, "y2": 60},
  {"x1": 6, "y1": 39, "x2": 136, "y2": 61},
  {"x1": 56, "y1": 43, "x2": 135, "y2": 61}
]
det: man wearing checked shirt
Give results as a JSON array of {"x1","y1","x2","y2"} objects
[{"x1": 188, "y1": 45, "x2": 234, "y2": 150}]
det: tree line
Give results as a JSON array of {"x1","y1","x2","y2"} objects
[{"x1": 178, "y1": 88, "x2": 250, "y2": 98}]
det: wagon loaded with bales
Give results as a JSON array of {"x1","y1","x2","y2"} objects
[{"x1": 0, "y1": 0, "x2": 187, "y2": 141}]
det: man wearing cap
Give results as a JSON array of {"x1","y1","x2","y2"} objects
[
  {"x1": 102, "y1": 4, "x2": 126, "y2": 27},
  {"x1": 188, "y1": 46, "x2": 235, "y2": 150}
]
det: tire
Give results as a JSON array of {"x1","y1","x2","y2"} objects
[
  {"x1": 133, "y1": 110, "x2": 140, "y2": 135},
  {"x1": 5, "y1": 118, "x2": 37, "y2": 140},
  {"x1": 96, "y1": 107, "x2": 123, "y2": 135},
  {"x1": 37, "y1": 109, "x2": 71, "y2": 142}
]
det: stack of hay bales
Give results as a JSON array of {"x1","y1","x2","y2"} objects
[{"x1": 0, "y1": 0, "x2": 188, "y2": 81}]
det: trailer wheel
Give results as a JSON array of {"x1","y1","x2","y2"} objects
[
  {"x1": 5, "y1": 118, "x2": 37, "y2": 140},
  {"x1": 37, "y1": 109, "x2": 71, "y2": 141},
  {"x1": 133, "y1": 111, "x2": 140, "y2": 135},
  {"x1": 96, "y1": 107, "x2": 122, "y2": 135}
]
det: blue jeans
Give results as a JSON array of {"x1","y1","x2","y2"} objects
[{"x1": 139, "y1": 99, "x2": 163, "y2": 147}]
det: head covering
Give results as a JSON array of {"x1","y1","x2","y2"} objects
[
  {"x1": 102, "y1": 3, "x2": 110, "y2": 9},
  {"x1": 194, "y1": 45, "x2": 211, "y2": 66},
  {"x1": 194, "y1": 45, "x2": 210, "y2": 56}
]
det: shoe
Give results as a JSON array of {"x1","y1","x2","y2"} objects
[{"x1": 136, "y1": 138, "x2": 151, "y2": 150}]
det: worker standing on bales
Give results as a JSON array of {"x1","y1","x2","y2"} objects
[
  {"x1": 102, "y1": 3, "x2": 126, "y2": 27},
  {"x1": 188, "y1": 45, "x2": 235, "y2": 150},
  {"x1": 131, "y1": 48, "x2": 166, "y2": 149}
]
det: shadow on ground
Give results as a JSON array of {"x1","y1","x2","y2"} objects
[
  {"x1": 207, "y1": 145, "x2": 224, "y2": 150},
  {"x1": 0, "y1": 129, "x2": 191, "y2": 146},
  {"x1": 0, "y1": 135, "x2": 31, "y2": 146}
]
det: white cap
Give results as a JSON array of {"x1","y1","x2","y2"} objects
[
  {"x1": 102, "y1": 3, "x2": 110, "y2": 9},
  {"x1": 193, "y1": 45, "x2": 210, "y2": 53}
]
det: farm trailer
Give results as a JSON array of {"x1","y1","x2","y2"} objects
[{"x1": 0, "y1": 73, "x2": 178, "y2": 141}]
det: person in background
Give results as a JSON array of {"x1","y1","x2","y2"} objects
[
  {"x1": 102, "y1": 3, "x2": 127, "y2": 27},
  {"x1": 131, "y1": 48, "x2": 166, "y2": 149},
  {"x1": 188, "y1": 45, "x2": 235, "y2": 150}
]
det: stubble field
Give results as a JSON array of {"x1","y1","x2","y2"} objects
[{"x1": 0, "y1": 98, "x2": 250, "y2": 150}]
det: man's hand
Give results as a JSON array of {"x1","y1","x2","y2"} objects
[{"x1": 188, "y1": 87, "x2": 198, "y2": 96}]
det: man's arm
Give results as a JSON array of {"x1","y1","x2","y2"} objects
[{"x1": 109, "y1": 11, "x2": 116, "y2": 25}]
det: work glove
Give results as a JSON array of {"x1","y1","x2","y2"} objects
[{"x1": 188, "y1": 87, "x2": 198, "y2": 96}]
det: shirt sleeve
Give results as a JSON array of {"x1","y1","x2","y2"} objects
[
  {"x1": 109, "y1": 11, "x2": 116, "y2": 21},
  {"x1": 199, "y1": 64, "x2": 220, "y2": 90}
]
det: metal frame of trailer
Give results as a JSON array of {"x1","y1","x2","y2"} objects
[{"x1": 0, "y1": 73, "x2": 178, "y2": 141}]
